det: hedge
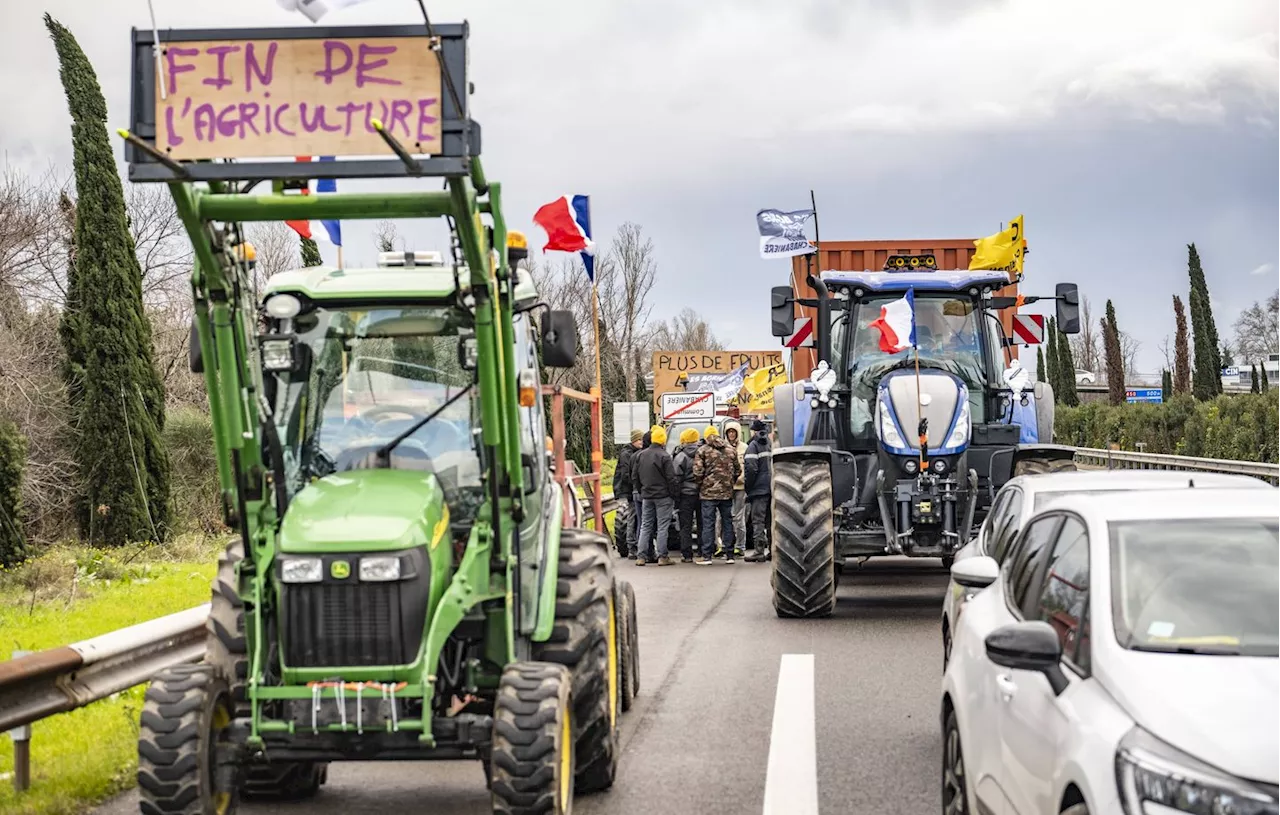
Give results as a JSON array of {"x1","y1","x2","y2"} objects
[{"x1": 1055, "y1": 393, "x2": 1278, "y2": 463}]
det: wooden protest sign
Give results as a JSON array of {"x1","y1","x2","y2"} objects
[
  {"x1": 650, "y1": 350, "x2": 784, "y2": 412},
  {"x1": 156, "y1": 35, "x2": 442, "y2": 160}
]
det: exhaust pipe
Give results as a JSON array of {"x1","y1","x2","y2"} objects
[{"x1": 959, "y1": 469, "x2": 979, "y2": 546}]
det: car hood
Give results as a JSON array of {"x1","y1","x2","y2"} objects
[{"x1": 1103, "y1": 651, "x2": 1278, "y2": 784}]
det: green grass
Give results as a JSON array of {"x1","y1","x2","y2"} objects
[{"x1": 0, "y1": 537, "x2": 223, "y2": 815}]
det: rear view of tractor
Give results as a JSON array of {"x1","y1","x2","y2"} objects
[
  {"x1": 767, "y1": 248, "x2": 1081, "y2": 618},
  {"x1": 122, "y1": 21, "x2": 638, "y2": 814}
]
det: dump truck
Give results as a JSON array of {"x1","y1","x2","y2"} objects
[
  {"x1": 122, "y1": 21, "x2": 638, "y2": 814},
  {"x1": 768, "y1": 239, "x2": 1080, "y2": 618}
]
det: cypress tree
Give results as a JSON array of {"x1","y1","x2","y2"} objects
[
  {"x1": 47, "y1": 15, "x2": 171, "y2": 544},
  {"x1": 0, "y1": 420, "x2": 27, "y2": 568},
  {"x1": 1250, "y1": 365, "x2": 1260, "y2": 393},
  {"x1": 1161, "y1": 369, "x2": 1173, "y2": 396},
  {"x1": 301, "y1": 237, "x2": 323, "y2": 267},
  {"x1": 1045, "y1": 317, "x2": 1060, "y2": 399},
  {"x1": 1263, "y1": 364, "x2": 1271, "y2": 391},
  {"x1": 1056, "y1": 322, "x2": 1079, "y2": 407},
  {"x1": 1172, "y1": 295, "x2": 1191, "y2": 395},
  {"x1": 1036, "y1": 346, "x2": 1046, "y2": 384},
  {"x1": 1187, "y1": 244, "x2": 1222, "y2": 399},
  {"x1": 1103, "y1": 300, "x2": 1125, "y2": 406}
]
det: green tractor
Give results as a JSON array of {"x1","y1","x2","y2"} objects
[{"x1": 123, "y1": 22, "x2": 639, "y2": 815}]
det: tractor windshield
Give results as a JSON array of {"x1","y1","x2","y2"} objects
[
  {"x1": 269, "y1": 303, "x2": 483, "y2": 515},
  {"x1": 843, "y1": 293, "x2": 991, "y2": 444}
]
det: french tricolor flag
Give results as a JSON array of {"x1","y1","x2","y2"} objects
[
  {"x1": 869, "y1": 289, "x2": 917, "y2": 353},
  {"x1": 532, "y1": 194, "x2": 595, "y2": 281},
  {"x1": 285, "y1": 156, "x2": 341, "y2": 246}
]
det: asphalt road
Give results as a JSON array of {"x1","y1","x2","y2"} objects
[{"x1": 98, "y1": 556, "x2": 950, "y2": 815}]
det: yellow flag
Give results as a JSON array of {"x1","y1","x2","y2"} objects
[
  {"x1": 968, "y1": 214, "x2": 1026, "y2": 278},
  {"x1": 743, "y1": 363, "x2": 788, "y2": 413}
]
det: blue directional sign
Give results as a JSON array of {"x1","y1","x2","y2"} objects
[{"x1": 1126, "y1": 388, "x2": 1163, "y2": 404}]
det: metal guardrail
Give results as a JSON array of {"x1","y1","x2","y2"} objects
[{"x1": 1073, "y1": 447, "x2": 1280, "y2": 486}]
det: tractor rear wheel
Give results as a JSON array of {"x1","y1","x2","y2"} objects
[
  {"x1": 770, "y1": 458, "x2": 837, "y2": 618},
  {"x1": 534, "y1": 528, "x2": 620, "y2": 793},
  {"x1": 137, "y1": 664, "x2": 238, "y2": 815},
  {"x1": 490, "y1": 661, "x2": 575, "y2": 815},
  {"x1": 1012, "y1": 456, "x2": 1078, "y2": 476},
  {"x1": 615, "y1": 579, "x2": 637, "y2": 712},
  {"x1": 204, "y1": 539, "x2": 326, "y2": 801}
]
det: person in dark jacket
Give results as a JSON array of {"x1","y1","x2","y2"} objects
[
  {"x1": 635, "y1": 425, "x2": 678, "y2": 565},
  {"x1": 672, "y1": 428, "x2": 703, "y2": 563},
  {"x1": 614, "y1": 429, "x2": 644, "y2": 557},
  {"x1": 743, "y1": 420, "x2": 773, "y2": 562},
  {"x1": 628, "y1": 430, "x2": 651, "y2": 559}
]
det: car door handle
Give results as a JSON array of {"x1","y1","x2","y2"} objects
[{"x1": 995, "y1": 673, "x2": 1017, "y2": 700}]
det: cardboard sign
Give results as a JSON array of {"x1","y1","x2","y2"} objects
[
  {"x1": 156, "y1": 35, "x2": 442, "y2": 160},
  {"x1": 660, "y1": 392, "x2": 716, "y2": 422},
  {"x1": 651, "y1": 350, "x2": 783, "y2": 411}
]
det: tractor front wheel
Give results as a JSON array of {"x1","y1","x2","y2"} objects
[
  {"x1": 615, "y1": 579, "x2": 638, "y2": 713},
  {"x1": 138, "y1": 664, "x2": 238, "y2": 815},
  {"x1": 770, "y1": 458, "x2": 837, "y2": 619},
  {"x1": 490, "y1": 662, "x2": 575, "y2": 815},
  {"x1": 534, "y1": 528, "x2": 621, "y2": 793},
  {"x1": 1012, "y1": 456, "x2": 1078, "y2": 476}
]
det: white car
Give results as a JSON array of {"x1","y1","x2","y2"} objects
[
  {"x1": 942, "y1": 470, "x2": 1275, "y2": 668},
  {"x1": 1075, "y1": 370, "x2": 1097, "y2": 385},
  {"x1": 941, "y1": 488, "x2": 1278, "y2": 815}
]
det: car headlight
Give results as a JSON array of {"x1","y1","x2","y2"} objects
[
  {"x1": 878, "y1": 400, "x2": 906, "y2": 449},
  {"x1": 279, "y1": 557, "x2": 322, "y2": 584},
  {"x1": 359, "y1": 556, "x2": 402, "y2": 582},
  {"x1": 1116, "y1": 726, "x2": 1278, "y2": 815},
  {"x1": 944, "y1": 399, "x2": 971, "y2": 449}
]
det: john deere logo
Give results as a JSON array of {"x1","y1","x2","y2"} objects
[{"x1": 330, "y1": 560, "x2": 350, "y2": 579}]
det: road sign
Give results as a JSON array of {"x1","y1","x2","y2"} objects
[
  {"x1": 612, "y1": 402, "x2": 650, "y2": 445},
  {"x1": 784, "y1": 317, "x2": 814, "y2": 348},
  {"x1": 1011, "y1": 314, "x2": 1044, "y2": 345},
  {"x1": 1126, "y1": 388, "x2": 1163, "y2": 404},
  {"x1": 660, "y1": 391, "x2": 716, "y2": 422}
]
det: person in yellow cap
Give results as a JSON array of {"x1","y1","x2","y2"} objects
[
  {"x1": 633, "y1": 424, "x2": 678, "y2": 565},
  {"x1": 693, "y1": 424, "x2": 740, "y2": 563},
  {"x1": 672, "y1": 427, "x2": 704, "y2": 562}
]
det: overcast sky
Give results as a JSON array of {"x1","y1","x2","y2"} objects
[{"x1": 1, "y1": 0, "x2": 1276, "y2": 373}]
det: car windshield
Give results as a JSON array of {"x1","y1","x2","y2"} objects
[
  {"x1": 1110, "y1": 518, "x2": 1279, "y2": 656},
  {"x1": 843, "y1": 293, "x2": 999, "y2": 443},
  {"x1": 269, "y1": 304, "x2": 483, "y2": 516}
]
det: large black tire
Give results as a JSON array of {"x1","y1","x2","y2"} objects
[
  {"x1": 138, "y1": 664, "x2": 238, "y2": 815},
  {"x1": 614, "y1": 580, "x2": 636, "y2": 713},
  {"x1": 622, "y1": 580, "x2": 639, "y2": 702},
  {"x1": 533, "y1": 528, "x2": 620, "y2": 793},
  {"x1": 770, "y1": 458, "x2": 837, "y2": 619},
  {"x1": 1012, "y1": 456, "x2": 1078, "y2": 476},
  {"x1": 490, "y1": 662, "x2": 575, "y2": 815},
  {"x1": 204, "y1": 540, "x2": 325, "y2": 800}
]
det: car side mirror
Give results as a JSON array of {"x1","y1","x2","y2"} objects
[
  {"x1": 770, "y1": 286, "x2": 795, "y2": 337},
  {"x1": 950, "y1": 555, "x2": 999, "y2": 589},
  {"x1": 1055, "y1": 283, "x2": 1081, "y2": 334},
  {"x1": 189, "y1": 319, "x2": 204, "y2": 373},
  {"x1": 541, "y1": 310, "x2": 578, "y2": 368},
  {"x1": 984, "y1": 620, "x2": 1069, "y2": 696}
]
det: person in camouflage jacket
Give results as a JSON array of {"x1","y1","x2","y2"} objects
[{"x1": 693, "y1": 426, "x2": 740, "y2": 563}]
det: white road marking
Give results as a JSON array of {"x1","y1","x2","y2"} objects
[{"x1": 763, "y1": 653, "x2": 819, "y2": 815}]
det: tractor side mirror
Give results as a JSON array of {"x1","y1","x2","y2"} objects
[
  {"x1": 770, "y1": 286, "x2": 795, "y2": 337},
  {"x1": 541, "y1": 310, "x2": 578, "y2": 368},
  {"x1": 1055, "y1": 283, "x2": 1081, "y2": 334},
  {"x1": 188, "y1": 319, "x2": 203, "y2": 374}
]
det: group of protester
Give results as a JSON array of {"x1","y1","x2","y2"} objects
[{"x1": 614, "y1": 419, "x2": 772, "y2": 566}]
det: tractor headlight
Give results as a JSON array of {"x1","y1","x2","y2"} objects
[
  {"x1": 1116, "y1": 726, "x2": 1278, "y2": 815},
  {"x1": 359, "y1": 556, "x2": 402, "y2": 582},
  {"x1": 279, "y1": 557, "x2": 322, "y2": 584},
  {"x1": 903, "y1": 458, "x2": 919, "y2": 474},
  {"x1": 260, "y1": 336, "x2": 296, "y2": 372},
  {"x1": 877, "y1": 400, "x2": 906, "y2": 449},
  {"x1": 944, "y1": 400, "x2": 971, "y2": 449}
]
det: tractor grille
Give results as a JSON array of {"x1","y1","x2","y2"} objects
[{"x1": 278, "y1": 550, "x2": 429, "y2": 669}]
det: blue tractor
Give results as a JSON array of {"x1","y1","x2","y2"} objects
[{"x1": 767, "y1": 255, "x2": 1081, "y2": 618}]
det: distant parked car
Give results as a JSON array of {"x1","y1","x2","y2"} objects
[{"x1": 1075, "y1": 369, "x2": 1097, "y2": 385}]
